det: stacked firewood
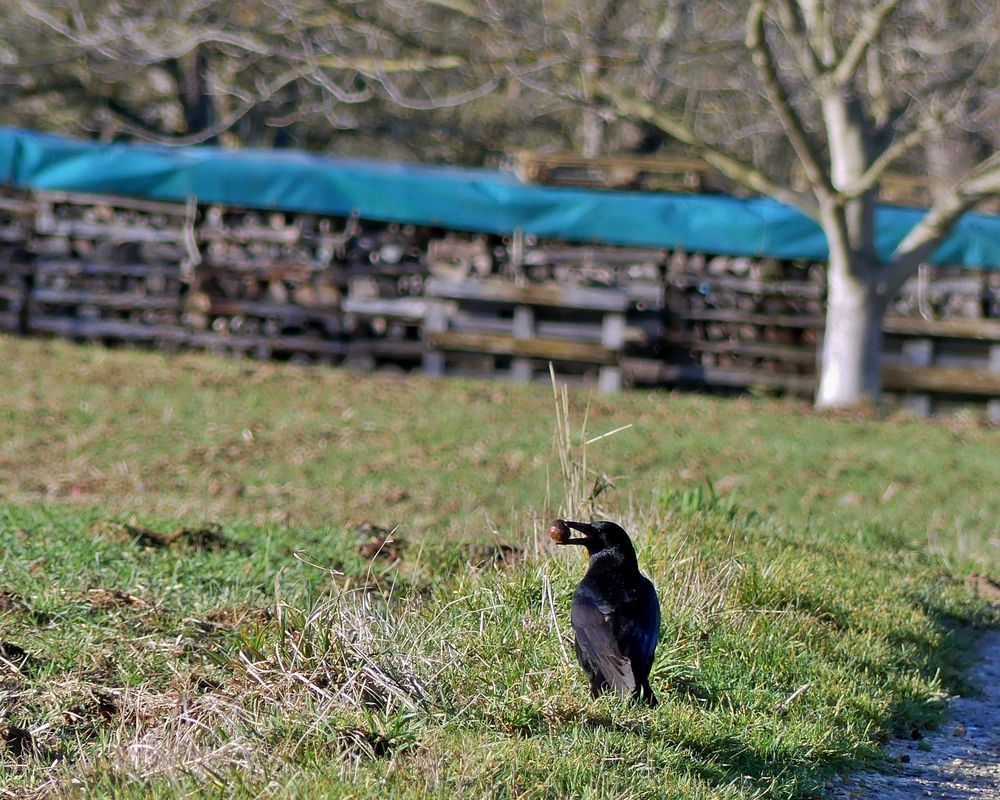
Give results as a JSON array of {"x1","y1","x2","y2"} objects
[
  {"x1": 658, "y1": 253, "x2": 825, "y2": 388},
  {"x1": 1, "y1": 185, "x2": 998, "y2": 406},
  {"x1": 889, "y1": 267, "x2": 993, "y2": 320},
  {"x1": 0, "y1": 193, "x2": 35, "y2": 334},
  {"x1": 28, "y1": 192, "x2": 188, "y2": 345}
]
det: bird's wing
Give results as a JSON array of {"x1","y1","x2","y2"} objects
[
  {"x1": 572, "y1": 600, "x2": 636, "y2": 693},
  {"x1": 622, "y1": 579, "x2": 660, "y2": 669}
]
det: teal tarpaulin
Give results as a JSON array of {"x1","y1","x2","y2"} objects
[{"x1": 1, "y1": 127, "x2": 998, "y2": 268}]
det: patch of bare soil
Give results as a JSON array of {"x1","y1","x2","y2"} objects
[
  {"x1": 355, "y1": 523, "x2": 405, "y2": 562},
  {"x1": 191, "y1": 604, "x2": 274, "y2": 634},
  {"x1": 0, "y1": 641, "x2": 32, "y2": 671},
  {"x1": 0, "y1": 591, "x2": 27, "y2": 615},
  {"x1": 1, "y1": 723, "x2": 34, "y2": 760},
  {"x1": 89, "y1": 521, "x2": 242, "y2": 552},
  {"x1": 966, "y1": 575, "x2": 1000, "y2": 606},
  {"x1": 829, "y1": 629, "x2": 1000, "y2": 800},
  {"x1": 464, "y1": 542, "x2": 524, "y2": 569},
  {"x1": 76, "y1": 588, "x2": 150, "y2": 611}
]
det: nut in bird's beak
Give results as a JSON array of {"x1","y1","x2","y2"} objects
[{"x1": 549, "y1": 519, "x2": 595, "y2": 546}]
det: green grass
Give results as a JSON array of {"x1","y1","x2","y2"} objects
[{"x1": 1, "y1": 336, "x2": 997, "y2": 799}]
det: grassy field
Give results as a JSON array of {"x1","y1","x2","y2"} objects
[{"x1": 1, "y1": 336, "x2": 998, "y2": 799}]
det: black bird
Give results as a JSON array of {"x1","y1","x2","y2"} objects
[{"x1": 550, "y1": 519, "x2": 660, "y2": 706}]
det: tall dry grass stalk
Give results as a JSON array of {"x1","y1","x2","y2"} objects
[{"x1": 549, "y1": 364, "x2": 631, "y2": 521}]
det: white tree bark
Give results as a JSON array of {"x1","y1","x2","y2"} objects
[
  {"x1": 816, "y1": 245, "x2": 883, "y2": 406},
  {"x1": 814, "y1": 94, "x2": 883, "y2": 407}
]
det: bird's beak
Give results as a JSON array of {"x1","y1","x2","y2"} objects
[{"x1": 560, "y1": 520, "x2": 597, "y2": 546}]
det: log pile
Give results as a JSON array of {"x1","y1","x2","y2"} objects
[
  {"x1": 1, "y1": 186, "x2": 998, "y2": 413},
  {"x1": 655, "y1": 254, "x2": 824, "y2": 390},
  {"x1": 422, "y1": 276, "x2": 631, "y2": 391},
  {"x1": 0, "y1": 193, "x2": 36, "y2": 334}
]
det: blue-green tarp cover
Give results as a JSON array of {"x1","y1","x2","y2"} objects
[{"x1": 1, "y1": 127, "x2": 998, "y2": 268}]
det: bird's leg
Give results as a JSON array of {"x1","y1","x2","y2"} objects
[{"x1": 636, "y1": 681, "x2": 658, "y2": 708}]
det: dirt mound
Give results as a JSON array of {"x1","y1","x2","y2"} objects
[
  {"x1": 89, "y1": 521, "x2": 242, "y2": 552},
  {"x1": 0, "y1": 641, "x2": 31, "y2": 671},
  {"x1": 355, "y1": 523, "x2": 404, "y2": 562},
  {"x1": 0, "y1": 591, "x2": 27, "y2": 614},
  {"x1": 465, "y1": 542, "x2": 524, "y2": 569},
  {"x1": 965, "y1": 574, "x2": 1000, "y2": 606},
  {"x1": 77, "y1": 588, "x2": 150, "y2": 611}
]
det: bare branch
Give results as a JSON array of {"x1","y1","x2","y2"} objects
[
  {"x1": 879, "y1": 152, "x2": 1000, "y2": 299},
  {"x1": 796, "y1": 0, "x2": 835, "y2": 65},
  {"x1": 595, "y1": 82, "x2": 819, "y2": 218},
  {"x1": 107, "y1": 70, "x2": 304, "y2": 146},
  {"x1": 370, "y1": 73, "x2": 500, "y2": 110},
  {"x1": 831, "y1": 0, "x2": 900, "y2": 87},
  {"x1": 746, "y1": 1, "x2": 831, "y2": 197},
  {"x1": 311, "y1": 55, "x2": 466, "y2": 73},
  {"x1": 773, "y1": 0, "x2": 823, "y2": 79},
  {"x1": 841, "y1": 123, "x2": 931, "y2": 199}
]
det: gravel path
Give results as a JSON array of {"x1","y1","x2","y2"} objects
[{"x1": 828, "y1": 629, "x2": 1000, "y2": 800}]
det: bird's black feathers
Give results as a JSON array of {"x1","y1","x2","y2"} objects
[{"x1": 555, "y1": 519, "x2": 660, "y2": 706}]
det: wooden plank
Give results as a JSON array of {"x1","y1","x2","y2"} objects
[
  {"x1": 677, "y1": 309, "x2": 823, "y2": 328},
  {"x1": 510, "y1": 306, "x2": 535, "y2": 382},
  {"x1": 34, "y1": 218, "x2": 186, "y2": 244},
  {"x1": 896, "y1": 275, "x2": 985, "y2": 297},
  {"x1": 34, "y1": 190, "x2": 189, "y2": 216},
  {"x1": 0, "y1": 197, "x2": 36, "y2": 215},
  {"x1": 669, "y1": 273, "x2": 825, "y2": 299},
  {"x1": 27, "y1": 316, "x2": 348, "y2": 356},
  {"x1": 517, "y1": 152, "x2": 710, "y2": 174},
  {"x1": 427, "y1": 330, "x2": 618, "y2": 364},
  {"x1": 883, "y1": 316, "x2": 1000, "y2": 341},
  {"x1": 988, "y1": 346, "x2": 1000, "y2": 424},
  {"x1": 29, "y1": 317, "x2": 188, "y2": 341},
  {"x1": 347, "y1": 339, "x2": 426, "y2": 358},
  {"x1": 0, "y1": 262, "x2": 38, "y2": 277},
  {"x1": 514, "y1": 151, "x2": 715, "y2": 191},
  {"x1": 522, "y1": 245, "x2": 668, "y2": 266},
  {"x1": 207, "y1": 299, "x2": 340, "y2": 324},
  {"x1": 202, "y1": 262, "x2": 337, "y2": 280},
  {"x1": 200, "y1": 225, "x2": 301, "y2": 244},
  {"x1": 0, "y1": 285, "x2": 26, "y2": 303},
  {"x1": 0, "y1": 225, "x2": 31, "y2": 242},
  {"x1": 185, "y1": 331, "x2": 348, "y2": 356},
  {"x1": 881, "y1": 365, "x2": 1000, "y2": 396},
  {"x1": 32, "y1": 288, "x2": 181, "y2": 311},
  {"x1": 445, "y1": 312, "x2": 654, "y2": 344},
  {"x1": 622, "y1": 358, "x2": 816, "y2": 393},
  {"x1": 664, "y1": 336, "x2": 817, "y2": 365},
  {"x1": 422, "y1": 302, "x2": 448, "y2": 376},
  {"x1": 626, "y1": 282, "x2": 665, "y2": 308},
  {"x1": 425, "y1": 278, "x2": 629, "y2": 311},
  {"x1": 900, "y1": 339, "x2": 934, "y2": 416},
  {"x1": 35, "y1": 259, "x2": 182, "y2": 279},
  {"x1": 342, "y1": 297, "x2": 429, "y2": 320}
]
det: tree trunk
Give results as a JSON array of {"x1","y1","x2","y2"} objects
[
  {"x1": 816, "y1": 96, "x2": 882, "y2": 408},
  {"x1": 816, "y1": 246, "x2": 883, "y2": 408}
]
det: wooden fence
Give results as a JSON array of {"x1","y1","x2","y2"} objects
[{"x1": 1, "y1": 187, "x2": 998, "y2": 419}]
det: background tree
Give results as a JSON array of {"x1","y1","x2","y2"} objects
[{"x1": 587, "y1": 0, "x2": 1000, "y2": 407}]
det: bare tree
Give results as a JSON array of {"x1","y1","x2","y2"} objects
[
  {"x1": 593, "y1": 0, "x2": 1000, "y2": 407},
  {"x1": 0, "y1": 0, "x2": 510, "y2": 154}
]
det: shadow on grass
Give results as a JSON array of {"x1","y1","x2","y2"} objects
[{"x1": 559, "y1": 585, "x2": 995, "y2": 798}]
